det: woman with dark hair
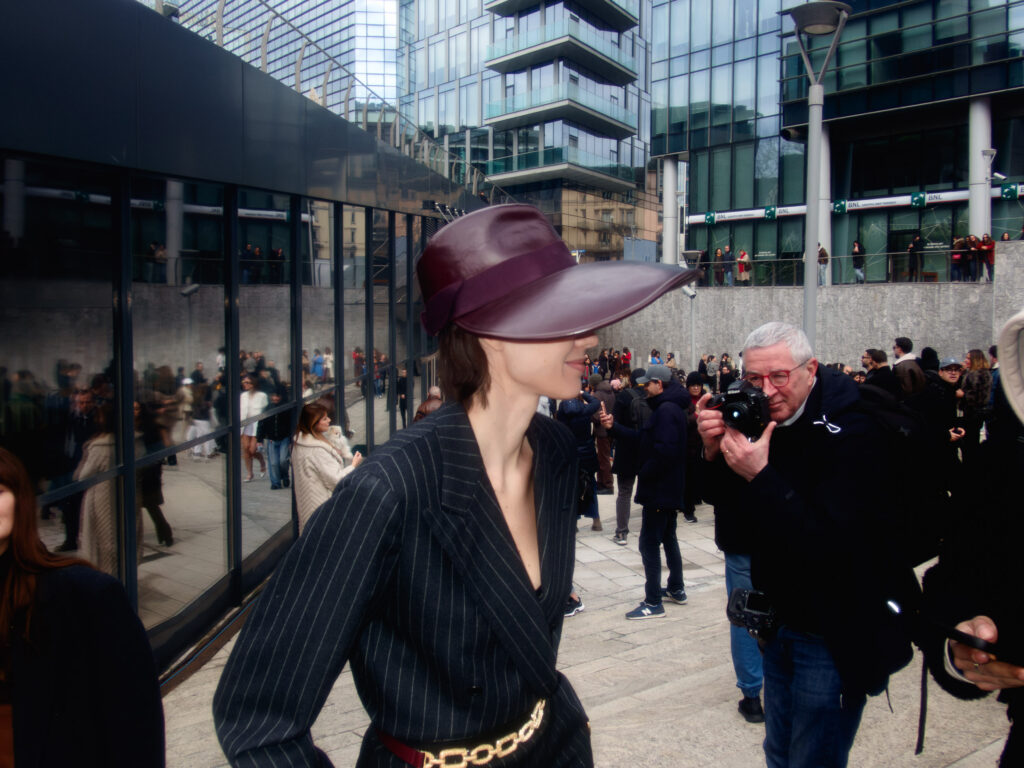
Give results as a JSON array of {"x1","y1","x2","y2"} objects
[
  {"x1": 136, "y1": 402, "x2": 173, "y2": 546},
  {"x1": 851, "y1": 240, "x2": 865, "y2": 283},
  {"x1": 0, "y1": 447, "x2": 165, "y2": 766},
  {"x1": 214, "y1": 204, "x2": 699, "y2": 767},
  {"x1": 290, "y1": 401, "x2": 362, "y2": 533},
  {"x1": 960, "y1": 348, "x2": 992, "y2": 469}
]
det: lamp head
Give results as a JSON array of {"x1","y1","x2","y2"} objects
[{"x1": 786, "y1": 1, "x2": 852, "y2": 35}]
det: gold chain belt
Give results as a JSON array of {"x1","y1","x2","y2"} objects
[{"x1": 397, "y1": 698, "x2": 547, "y2": 768}]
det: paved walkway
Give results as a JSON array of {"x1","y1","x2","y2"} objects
[{"x1": 164, "y1": 494, "x2": 1010, "y2": 767}]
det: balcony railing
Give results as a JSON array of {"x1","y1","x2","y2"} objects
[
  {"x1": 484, "y1": 147, "x2": 634, "y2": 183},
  {"x1": 484, "y1": 83, "x2": 637, "y2": 134},
  {"x1": 486, "y1": 20, "x2": 637, "y2": 81},
  {"x1": 485, "y1": 0, "x2": 638, "y2": 32}
]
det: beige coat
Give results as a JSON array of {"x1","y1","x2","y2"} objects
[
  {"x1": 77, "y1": 432, "x2": 144, "y2": 576},
  {"x1": 291, "y1": 430, "x2": 356, "y2": 533}
]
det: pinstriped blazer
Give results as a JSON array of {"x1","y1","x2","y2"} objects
[{"x1": 213, "y1": 403, "x2": 594, "y2": 767}]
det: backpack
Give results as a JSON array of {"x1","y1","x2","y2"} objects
[
  {"x1": 855, "y1": 384, "x2": 951, "y2": 568},
  {"x1": 629, "y1": 391, "x2": 653, "y2": 431}
]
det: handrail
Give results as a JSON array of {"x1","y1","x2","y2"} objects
[
  {"x1": 486, "y1": 19, "x2": 638, "y2": 73},
  {"x1": 691, "y1": 250, "x2": 999, "y2": 286},
  {"x1": 485, "y1": 82, "x2": 637, "y2": 127}
]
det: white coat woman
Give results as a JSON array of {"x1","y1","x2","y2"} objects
[{"x1": 290, "y1": 401, "x2": 363, "y2": 533}]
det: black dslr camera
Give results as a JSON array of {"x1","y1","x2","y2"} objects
[
  {"x1": 707, "y1": 380, "x2": 771, "y2": 439},
  {"x1": 727, "y1": 588, "x2": 777, "y2": 639}
]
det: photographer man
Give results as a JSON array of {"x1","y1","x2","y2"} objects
[{"x1": 697, "y1": 322, "x2": 917, "y2": 768}]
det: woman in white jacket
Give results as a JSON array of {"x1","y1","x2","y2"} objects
[{"x1": 291, "y1": 401, "x2": 363, "y2": 533}]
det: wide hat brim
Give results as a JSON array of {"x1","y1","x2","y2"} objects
[
  {"x1": 999, "y1": 305, "x2": 1024, "y2": 425},
  {"x1": 452, "y1": 261, "x2": 701, "y2": 340}
]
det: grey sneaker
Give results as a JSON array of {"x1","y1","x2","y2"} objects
[
  {"x1": 625, "y1": 601, "x2": 665, "y2": 620},
  {"x1": 660, "y1": 587, "x2": 688, "y2": 604},
  {"x1": 613, "y1": 531, "x2": 628, "y2": 546}
]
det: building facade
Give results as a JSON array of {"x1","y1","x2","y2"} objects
[
  {"x1": 397, "y1": 0, "x2": 668, "y2": 260},
  {"x1": 652, "y1": 0, "x2": 1024, "y2": 283}
]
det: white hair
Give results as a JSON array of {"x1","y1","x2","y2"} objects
[{"x1": 742, "y1": 322, "x2": 814, "y2": 364}]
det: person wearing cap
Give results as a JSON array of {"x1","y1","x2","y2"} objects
[
  {"x1": 213, "y1": 204, "x2": 698, "y2": 767},
  {"x1": 906, "y1": 356, "x2": 967, "y2": 496},
  {"x1": 601, "y1": 364, "x2": 690, "y2": 619},
  {"x1": 919, "y1": 307, "x2": 1024, "y2": 767}
]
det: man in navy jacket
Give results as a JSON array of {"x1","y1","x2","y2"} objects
[{"x1": 603, "y1": 364, "x2": 688, "y2": 619}]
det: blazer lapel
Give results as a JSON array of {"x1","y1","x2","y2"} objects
[{"x1": 423, "y1": 405, "x2": 564, "y2": 697}]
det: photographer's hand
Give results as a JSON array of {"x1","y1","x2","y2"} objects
[
  {"x1": 696, "y1": 393, "x2": 724, "y2": 459},
  {"x1": 720, "y1": 422, "x2": 776, "y2": 481}
]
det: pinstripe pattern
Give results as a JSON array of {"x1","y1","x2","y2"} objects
[{"x1": 213, "y1": 403, "x2": 593, "y2": 767}]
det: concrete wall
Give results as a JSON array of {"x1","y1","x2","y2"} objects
[{"x1": 600, "y1": 241, "x2": 1024, "y2": 371}]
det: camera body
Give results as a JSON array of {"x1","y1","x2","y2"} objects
[
  {"x1": 707, "y1": 380, "x2": 771, "y2": 439},
  {"x1": 727, "y1": 588, "x2": 777, "y2": 637}
]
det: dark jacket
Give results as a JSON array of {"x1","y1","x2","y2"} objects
[
  {"x1": 589, "y1": 381, "x2": 615, "y2": 438},
  {"x1": 610, "y1": 379, "x2": 688, "y2": 510},
  {"x1": 214, "y1": 403, "x2": 592, "y2": 766},
  {"x1": 610, "y1": 386, "x2": 645, "y2": 477},
  {"x1": 556, "y1": 393, "x2": 600, "y2": 474},
  {"x1": 864, "y1": 365, "x2": 901, "y2": 398},
  {"x1": 703, "y1": 368, "x2": 918, "y2": 696},
  {"x1": 5, "y1": 558, "x2": 165, "y2": 768},
  {"x1": 893, "y1": 356, "x2": 926, "y2": 397},
  {"x1": 256, "y1": 408, "x2": 294, "y2": 442}
]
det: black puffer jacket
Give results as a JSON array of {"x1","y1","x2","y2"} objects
[{"x1": 610, "y1": 378, "x2": 688, "y2": 510}]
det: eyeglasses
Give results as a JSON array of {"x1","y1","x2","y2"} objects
[{"x1": 742, "y1": 360, "x2": 810, "y2": 389}]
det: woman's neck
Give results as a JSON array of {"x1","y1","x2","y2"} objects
[{"x1": 466, "y1": 389, "x2": 537, "y2": 495}]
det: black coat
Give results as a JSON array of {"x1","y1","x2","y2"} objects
[
  {"x1": 704, "y1": 368, "x2": 918, "y2": 696},
  {"x1": 214, "y1": 403, "x2": 593, "y2": 767},
  {"x1": 556, "y1": 394, "x2": 600, "y2": 474},
  {"x1": 5, "y1": 558, "x2": 165, "y2": 768},
  {"x1": 610, "y1": 379, "x2": 688, "y2": 510}
]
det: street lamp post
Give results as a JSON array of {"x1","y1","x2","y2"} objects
[{"x1": 783, "y1": 1, "x2": 850, "y2": 350}]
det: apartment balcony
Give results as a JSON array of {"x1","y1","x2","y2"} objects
[
  {"x1": 483, "y1": 147, "x2": 636, "y2": 192},
  {"x1": 485, "y1": 0, "x2": 638, "y2": 32},
  {"x1": 484, "y1": 84, "x2": 637, "y2": 139},
  {"x1": 486, "y1": 21, "x2": 637, "y2": 86}
]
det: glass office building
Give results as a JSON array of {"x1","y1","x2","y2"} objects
[
  {"x1": 1, "y1": 0, "x2": 481, "y2": 669},
  {"x1": 397, "y1": 0, "x2": 668, "y2": 261},
  {"x1": 652, "y1": 0, "x2": 1024, "y2": 282}
]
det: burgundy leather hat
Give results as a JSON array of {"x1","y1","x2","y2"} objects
[{"x1": 418, "y1": 204, "x2": 700, "y2": 340}]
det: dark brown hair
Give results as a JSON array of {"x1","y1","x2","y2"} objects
[
  {"x1": 438, "y1": 325, "x2": 491, "y2": 408},
  {"x1": 0, "y1": 448, "x2": 89, "y2": 642},
  {"x1": 295, "y1": 401, "x2": 331, "y2": 440}
]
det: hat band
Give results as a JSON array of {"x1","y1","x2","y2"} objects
[{"x1": 421, "y1": 239, "x2": 572, "y2": 335}]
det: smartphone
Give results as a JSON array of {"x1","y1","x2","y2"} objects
[{"x1": 943, "y1": 625, "x2": 1024, "y2": 668}]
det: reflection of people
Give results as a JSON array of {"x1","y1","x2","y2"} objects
[
  {"x1": 0, "y1": 447, "x2": 166, "y2": 766},
  {"x1": 256, "y1": 388, "x2": 293, "y2": 492},
  {"x1": 920, "y1": 307, "x2": 1024, "y2": 767},
  {"x1": 290, "y1": 402, "x2": 361, "y2": 533},
  {"x1": 77, "y1": 404, "x2": 143, "y2": 576},
  {"x1": 851, "y1": 240, "x2": 865, "y2": 283},
  {"x1": 136, "y1": 402, "x2": 173, "y2": 547},
  {"x1": 214, "y1": 204, "x2": 698, "y2": 766},
  {"x1": 413, "y1": 385, "x2": 442, "y2": 421},
  {"x1": 239, "y1": 375, "x2": 267, "y2": 482}
]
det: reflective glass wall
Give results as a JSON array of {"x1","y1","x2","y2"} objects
[{"x1": 0, "y1": 152, "x2": 438, "y2": 667}]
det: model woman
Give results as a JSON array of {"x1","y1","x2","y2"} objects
[
  {"x1": 0, "y1": 447, "x2": 164, "y2": 766},
  {"x1": 290, "y1": 401, "x2": 362, "y2": 533},
  {"x1": 239, "y1": 374, "x2": 267, "y2": 482},
  {"x1": 213, "y1": 204, "x2": 698, "y2": 767}
]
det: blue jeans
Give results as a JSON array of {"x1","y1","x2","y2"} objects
[
  {"x1": 763, "y1": 627, "x2": 866, "y2": 768},
  {"x1": 638, "y1": 506, "x2": 683, "y2": 604},
  {"x1": 725, "y1": 553, "x2": 763, "y2": 699},
  {"x1": 266, "y1": 437, "x2": 291, "y2": 489}
]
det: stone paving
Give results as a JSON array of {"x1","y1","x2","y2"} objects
[{"x1": 163, "y1": 493, "x2": 1010, "y2": 767}]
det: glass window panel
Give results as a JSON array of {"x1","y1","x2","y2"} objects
[
  {"x1": 735, "y1": 0, "x2": 757, "y2": 39},
  {"x1": 712, "y1": 43, "x2": 733, "y2": 66},
  {"x1": 0, "y1": 157, "x2": 120, "y2": 560},
  {"x1": 755, "y1": 137, "x2": 780, "y2": 207},
  {"x1": 712, "y1": 0, "x2": 734, "y2": 45},
  {"x1": 759, "y1": 0, "x2": 780, "y2": 34},
  {"x1": 670, "y1": 0, "x2": 690, "y2": 56},
  {"x1": 692, "y1": 0, "x2": 711, "y2": 50},
  {"x1": 692, "y1": 150, "x2": 710, "y2": 213},
  {"x1": 711, "y1": 64, "x2": 732, "y2": 126},
  {"x1": 733, "y1": 143, "x2": 755, "y2": 209},
  {"x1": 238, "y1": 189, "x2": 292, "y2": 550},
  {"x1": 901, "y1": 3, "x2": 933, "y2": 52},
  {"x1": 735, "y1": 37, "x2": 757, "y2": 59},
  {"x1": 734, "y1": 59, "x2": 756, "y2": 138},
  {"x1": 343, "y1": 206, "x2": 368, "y2": 455},
  {"x1": 757, "y1": 54, "x2": 780, "y2": 118},
  {"x1": 780, "y1": 138, "x2": 805, "y2": 205},
  {"x1": 669, "y1": 75, "x2": 689, "y2": 135},
  {"x1": 301, "y1": 199, "x2": 335, "y2": 402},
  {"x1": 652, "y1": 79, "x2": 668, "y2": 140},
  {"x1": 371, "y1": 210, "x2": 394, "y2": 449},
  {"x1": 711, "y1": 146, "x2": 732, "y2": 211},
  {"x1": 653, "y1": 4, "x2": 669, "y2": 60},
  {"x1": 753, "y1": 221, "x2": 778, "y2": 285}
]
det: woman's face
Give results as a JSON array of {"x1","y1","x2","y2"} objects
[
  {"x1": 316, "y1": 414, "x2": 331, "y2": 433},
  {"x1": 0, "y1": 483, "x2": 13, "y2": 555},
  {"x1": 488, "y1": 334, "x2": 599, "y2": 402}
]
